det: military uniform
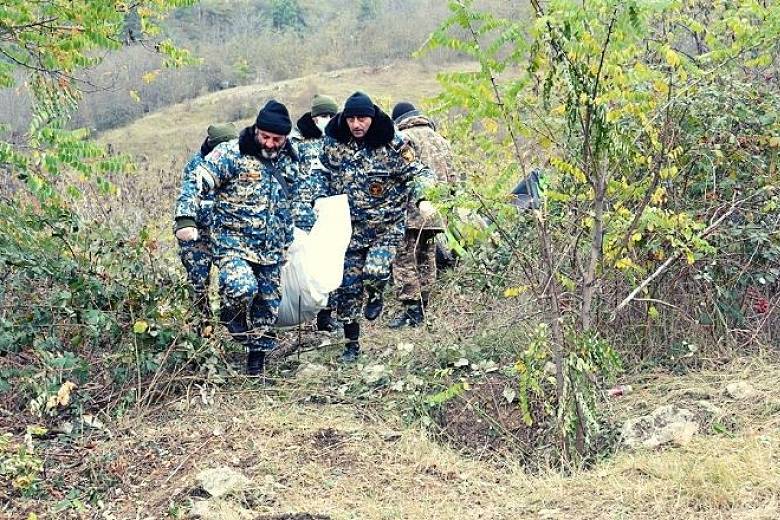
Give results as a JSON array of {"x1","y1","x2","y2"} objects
[
  {"x1": 174, "y1": 124, "x2": 238, "y2": 326},
  {"x1": 393, "y1": 110, "x2": 457, "y2": 308},
  {"x1": 175, "y1": 151, "x2": 215, "y2": 319},
  {"x1": 175, "y1": 127, "x2": 298, "y2": 353},
  {"x1": 315, "y1": 103, "x2": 434, "y2": 329},
  {"x1": 289, "y1": 114, "x2": 329, "y2": 232}
]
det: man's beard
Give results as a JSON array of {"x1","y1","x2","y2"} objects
[{"x1": 260, "y1": 146, "x2": 281, "y2": 159}]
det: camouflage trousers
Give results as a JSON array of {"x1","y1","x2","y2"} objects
[
  {"x1": 334, "y1": 245, "x2": 396, "y2": 324},
  {"x1": 394, "y1": 229, "x2": 437, "y2": 304},
  {"x1": 177, "y1": 232, "x2": 213, "y2": 319},
  {"x1": 217, "y1": 256, "x2": 282, "y2": 352}
]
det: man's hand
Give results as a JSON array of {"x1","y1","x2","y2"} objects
[
  {"x1": 418, "y1": 200, "x2": 437, "y2": 221},
  {"x1": 176, "y1": 227, "x2": 199, "y2": 242}
]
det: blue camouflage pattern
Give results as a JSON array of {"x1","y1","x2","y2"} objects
[
  {"x1": 289, "y1": 136, "x2": 329, "y2": 231},
  {"x1": 218, "y1": 257, "x2": 281, "y2": 352},
  {"x1": 333, "y1": 245, "x2": 396, "y2": 322},
  {"x1": 316, "y1": 132, "x2": 433, "y2": 249},
  {"x1": 176, "y1": 136, "x2": 301, "y2": 352},
  {"x1": 176, "y1": 139, "x2": 297, "y2": 265},
  {"x1": 175, "y1": 152, "x2": 215, "y2": 318},
  {"x1": 315, "y1": 130, "x2": 433, "y2": 324}
]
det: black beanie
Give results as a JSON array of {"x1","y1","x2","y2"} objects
[
  {"x1": 343, "y1": 91, "x2": 376, "y2": 118},
  {"x1": 392, "y1": 101, "x2": 416, "y2": 122},
  {"x1": 255, "y1": 99, "x2": 292, "y2": 135}
]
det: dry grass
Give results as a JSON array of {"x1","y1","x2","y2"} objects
[{"x1": 68, "y1": 354, "x2": 779, "y2": 520}]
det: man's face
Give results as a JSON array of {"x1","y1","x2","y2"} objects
[
  {"x1": 255, "y1": 128, "x2": 286, "y2": 159},
  {"x1": 346, "y1": 116, "x2": 372, "y2": 139}
]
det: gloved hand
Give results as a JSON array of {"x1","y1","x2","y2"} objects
[
  {"x1": 418, "y1": 200, "x2": 437, "y2": 221},
  {"x1": 176, "y1": 227, "x2": 199, "y2": 242}
]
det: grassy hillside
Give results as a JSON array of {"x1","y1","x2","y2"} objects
[{"x1": 99, "y1": 61, "x2": 472, "y2": 167}]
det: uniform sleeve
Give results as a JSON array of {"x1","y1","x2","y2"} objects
[
  {"x1": 409, "y1": 160, "x2": 435, "y2": 203},
  {"x1": 312, "y1": 140, "x2": 338, "y2": 198},
  {"x1": 174, "y1": 144, "x2": 236, "y2": 229},
  {"x1": 397, "y1": 139, "x2": 435, "y2": 203},
  {"x1": 174, "y1": 154, "x2": 205, "y2": 227}
]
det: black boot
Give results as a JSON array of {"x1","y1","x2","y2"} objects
[
  {"x1": 246, "y1": 350, "x2": 266, "y2": 376},
  {"x1": 316, "y1": 309, "x2": 340, "y2": 332},
  {"x1": 364, "y1": 288, "x2": 384, "y2": 321},
  {"x1": 340, "y1": 322, "x2": 360, "y2": 363},
  {"x1": 388, "y1": 302, "x2": 424, "y2": 329}
]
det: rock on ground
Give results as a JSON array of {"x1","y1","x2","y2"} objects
[
  {"x1": 196, "y1": 466, "x2": 252, "y2": 498},
  {"x1": 621, "y1": 405, "x2": 700, "y2": 449},
  {"x1": 725, "y1": 381, "x2": 759, "y2": 400}
]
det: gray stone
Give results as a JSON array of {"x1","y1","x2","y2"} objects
[
  {"x1": 622, "y1": 405, "x2": 700, "y2": 449},
  {"x1": 195, "y1": 467, "x2": 251, "y2": 498},
  {"x1": 725, "y1": 381, "x2": 759, "y2": 400},
  {"x1": 297, "y1": 363, "x2": 329, "y2": 379}
]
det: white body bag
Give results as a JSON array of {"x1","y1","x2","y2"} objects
[{"x1": 276, "y1": 195, "x2": 351, "y2": 327}]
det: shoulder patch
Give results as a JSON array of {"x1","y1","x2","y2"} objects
[{"x1": 399, "y1": 143, "x2": 416, "y2": 163}]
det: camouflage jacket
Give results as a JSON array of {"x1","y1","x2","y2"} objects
[
  {"x1": 175, "y1": 127, "x2": 298, "y2": 265},
  {"x1": 396, "y1": 113, "x2": 458, "y2": 230},
  {"x1": 175, "y1": 151, "x2": 214, "y2": 231},
  {"x1": 315, "y1": 107, "x2": 434, "y2": 249},
  {"x1": 290, "y1": 115, "x2": 329, "y2": 231}
]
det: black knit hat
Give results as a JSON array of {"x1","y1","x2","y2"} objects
[
  {"x1": 255, "y1": 99, "x2": 292, "y2": 135},
  {"x1": 343, "y1": 91, "x2": 376, "y2": 118},
  {"x1": 392, "y1": 101, "x2": 416, "y2": 122}
]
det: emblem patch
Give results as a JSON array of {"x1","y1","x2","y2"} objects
[
  {"x1": 368, "y1": 182, "x2": 384, "y2": 197},
  {"x1": 400, "y1": 145, "x2": 416, "y2": 163}
]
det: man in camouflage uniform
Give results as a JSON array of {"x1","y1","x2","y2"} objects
[
  {"x1": 315, "y1": 92, "x2": 435, "y2": 362},
  {"x1": 175, "y1": 123, "x2": 238, "y2": 335},
  {"x1": 290, "y1": 94, "x2": 341, "y2": 332},
  {"x1": 175, "y1": 100, "x2": 299, "y2": 375},
  {"x1": 389, "y1": 102, "x2": 458, "y2": 328}
]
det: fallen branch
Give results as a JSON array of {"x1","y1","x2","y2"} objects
[{"x1": 611, "y1": 193, "x2": 748, "y2": 318}]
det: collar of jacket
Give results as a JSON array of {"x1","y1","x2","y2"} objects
[
  {"x1": 199, "y1": 136, "x2": 214, "y2": 157},
  {"x1": 296, "y1": 111, "x2": 323, "y2": 139},
  {"x1": 324, "y1": 105, "x2": 395, "y2": 149},
  {"x1": 238, "y1": 125, "x2": 299, "y2": 162},
  {"x1": 396, "y1": 112, "x2": 436, "y2": 131}
]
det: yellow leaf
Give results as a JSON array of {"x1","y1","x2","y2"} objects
[
  {"x1": 631, "y1": 232, "x2": 642, "y2": 243},
  {"x1": 27, "y1": 425, "x2": 48, "y2": 437},
  {"x1": 483, "y1": 118, "x2": 498, "y2": 134},
  {"x1": 686, "y1": 251, "x2": 696, "y2": 265},
  {"x1": 503, "y1": 286, "x2": 529, "y2": 298},
  {"x1": 664, "y1": 46, "x2": 681, "y2": 68},
  {"x1": 142, "y1": 69, "x2": 160, "y2": 84},
  {"x1": 651, "y1": 186, "x2": 667, "y2": 205},
  {"x1": 46, "y1": 381, "x2": 77, "y2": 411},
  {"x1": 129, "y1": 90, "x2": 141, "y2": 103},
  {"x1": 615, "y1": 257, "x2": 635, "y2": 270},
  {"x1": 133, "y1": 320, "x2": 149, "y2": 334},
  {"x1": 653, "y1": 79, "x2": 669, "y2": 94}
]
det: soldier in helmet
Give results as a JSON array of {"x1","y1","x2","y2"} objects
[
  {"x1": 175, "y1": 100, "x2": 299, "y2": 375},
  {"x1": 314, "y1": 92, "x2": 435, "y2": 362}
]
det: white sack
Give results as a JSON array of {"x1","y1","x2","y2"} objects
[{"x1": 276, "y1": 195, "x2": 351, "y2": 326}]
